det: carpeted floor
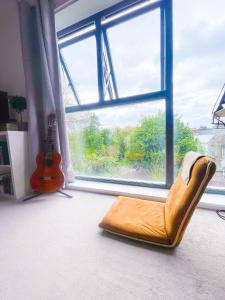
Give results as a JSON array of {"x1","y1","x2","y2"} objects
[{"x1": 0, "y1": 191, "x2": 224, "y2": 300}]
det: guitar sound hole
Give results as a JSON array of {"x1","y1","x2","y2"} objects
[{"x1": 44, "y1": 159, "x2": 53, "y2": 167}]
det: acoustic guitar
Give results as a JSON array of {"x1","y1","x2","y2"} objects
[{"x1": 30, "y1": 113, "x2": 64, "y2": 193}]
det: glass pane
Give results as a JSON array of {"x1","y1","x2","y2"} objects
[
  {"x1": 58, "y1": 24, "x2": 96, "y2": 45},
  {"x1": 61, "y1": 36, "x2": 98, "y2": 104},
  {"x1": 60, "y1": 66, "x2": 78, "y2": 107},
  {"x1": 66, "y1": 101, "x2": 166, "y2": 184},
  {"x1": 102, "y1": 41, "x2": 117, "y2": 100},
  {"x1": 106, "y1": 9, "x2": 161, "y2": 98},
  {"x1": 102, "y1": 1, "x2": 160, "y2": 25},
  {"x1": 174, "y1": 0, "x2": 225, "y2": 189}
]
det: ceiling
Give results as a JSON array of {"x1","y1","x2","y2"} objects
[
  {"x1": 55, "y1": 0, "x2": 122, "y2": 32},
  {"x1": 53, "y1": 0, "x2": 79, "y2": 12}
]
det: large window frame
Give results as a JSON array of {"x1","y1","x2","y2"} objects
[{"x1": 58, "y1": 0, "x2": 173, "y2": 189}]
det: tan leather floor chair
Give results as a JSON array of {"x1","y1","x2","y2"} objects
[{"x1": 99, "y1": 152, "x2": 216, "y2": 248}]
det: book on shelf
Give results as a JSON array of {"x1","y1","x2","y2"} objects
[
  {"x1": 0, "y1": 173, "x2": 13, "y2": 194},
  {"x1": 0, "y1": 141, "x2": 10, "y2": 165}
]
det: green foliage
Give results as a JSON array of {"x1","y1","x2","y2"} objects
[
  {"x1": 82, "y1": 114, "x2": 104, "y2": 157},
  {"x1": 78, "y1": 114, "x2": 117, "y2": 174},
  {"x1": 68, "y1": 132, "x2": 85, "y2": 172},
  {"x1": 126, "y1": 112, "x2": 165, "y2": 170},
  {"x1": 68, "y1": 112, "x2": 201, "y2": 181},
  {"x1": 9, "y1": 96, "x2": 27, "y2": 112},
  {"x1": 111, "y1": 128, "x2": 129, "y2": 161},
  {"x1": 174, "y1": 116, "x2": 202, "y2": 167}
]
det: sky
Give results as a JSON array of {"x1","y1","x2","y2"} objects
[
  {"x1": 173, "y1": 0, "x2": 225, "y2": 128},
  {"x1": 61, "y1": 0, "x2": 225, "y2": 130}
]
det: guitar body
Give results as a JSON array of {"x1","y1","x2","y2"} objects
[
  {"x1": 30, "y1": 152, "x2": 64, "y2": 193},
  {"x1": 30, "y1": 114, "x2": 65, "y2": 194}
]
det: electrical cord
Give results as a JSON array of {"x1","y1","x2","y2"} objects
[{"x1": 216, "y1": 210, "x2": 225, "y2": 220}]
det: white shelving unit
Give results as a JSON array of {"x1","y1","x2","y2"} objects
[{"x1": 0, "y1": 131, "x2": 30, "y2": 200}]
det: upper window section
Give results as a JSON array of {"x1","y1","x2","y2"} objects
[
  {"x1": 58, "y1": 1, "x2": 163, "y2": 106},
  {"x1": 106, "y1": 9, "x2": 161, "y2": 98},
  {"x1": 61, "y1": 36, "x2": 98, "y2": 104}
]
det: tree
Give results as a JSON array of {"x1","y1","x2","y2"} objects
[
  {"x1": 174, "y1": 116, "x2": 202, "y2": 166},
  {"x1": 126, "y1": 112, "x2": 165, "y2": 170},
  {"x1": 101, "y1": 128, "x2": 111, "y2": 148},
  {"x1": 82, "y1": 114, "x2": 115, "y2": 174},
  {"x1": 83, "y1": 114, "x2": 104, "y2": 157},
  {"x1": 125, "y1": 112, "x2": 201, "y2": 179},
  {"x1": 68, "y1": 112, "x2": 201, "y2": 180},
  {"x1": 111, "y1": 128, "x2": 130, "y2": 161}
]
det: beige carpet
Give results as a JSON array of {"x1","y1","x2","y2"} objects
[{"x1": 0, "y1": 191, "x2": 224, "y2": 300}]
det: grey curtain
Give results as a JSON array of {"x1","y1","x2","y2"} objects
[{"x1": 18, "y1": 0, "x2": 72, "y2": 183}]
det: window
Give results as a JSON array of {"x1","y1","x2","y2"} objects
[
  {"x1": 106, "y1": 9, "x2": 161, "y2": 97},
  {"x1": 61, "y1": 35, "x2": 98, "y2": 105},
  {"x1": 173, "y1": 0, "x2": 225, "y2": 190},
  {"x1": 102, "y1": 38, "x2": 118, "y2": 100},
  {"x1": 58, "y1": 0, "x2": 173, "y2": 188},
  {"x1": 66, "y1": 101, "x2": 166, "y2": 183}
]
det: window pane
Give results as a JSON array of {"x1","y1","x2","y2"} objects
[
  {"x1": 60, "y1": 66, "x2": 78, "y2": 107},
  {"x1": 174, "y1": 0, "x2": 225, "y2": 189},
  {"x1": 61, "y1": 36, "x2": 98, "y2": 104},
  {"x1": 106, "y1": 9, "x2": 161, "y2": 98},
  {"x1": 102, "y1": 42, "x2": 117, "y2": 100},
  {"x1": 58, "y1": 24, "x2": 96, "y2": 45},
  {"x1": 66, "y1": 101, "x2": 166, "y2": 184}
]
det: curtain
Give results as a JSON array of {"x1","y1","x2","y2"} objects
[{"x1": 18, "y1": 0, "x2": 72, "y2": 183}]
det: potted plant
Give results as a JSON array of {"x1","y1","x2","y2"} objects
[{"x1": 9, "y1": 96, "x2": 27, "y2": 130}]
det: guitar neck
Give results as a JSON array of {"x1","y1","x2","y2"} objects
[
  {"x1": 46, "y1": 127, "x2": 54, "y2": 153},
  {"x1": 46, "y1": 115, "x2": 57, "y2": 154}
]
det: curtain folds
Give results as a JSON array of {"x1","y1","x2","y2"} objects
[{"x1": 18, "y1": 0, "x2": 72, "y2": 183}]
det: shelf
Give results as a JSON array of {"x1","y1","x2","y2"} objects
[
  {"x1": 0, "y1": 131, "x2": 30, "y2": 199},
  {"x1": 0, "y1": 165, "x2": 11, "y2": 173},
  {"x1": 0, "y1": 131, "x2": 27, "y2": 136}
]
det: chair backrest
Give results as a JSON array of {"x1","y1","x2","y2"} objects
[{"x1": 165, "y1": 154, "x2": 216, "y2": 247}]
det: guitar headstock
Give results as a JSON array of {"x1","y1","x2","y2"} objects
[{"x1": 48, "y1": 113, "x2": 56, "y2": 128}]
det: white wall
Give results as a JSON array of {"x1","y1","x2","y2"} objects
[
  {"x1": 55, "y1": 0, "x2": 122, "y2": 32},
  {"x1": 0, "y1": 0, "x2": 26, "y2": 97}
]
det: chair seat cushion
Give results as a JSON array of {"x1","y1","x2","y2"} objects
[{"x1": 99, "y1": 196, "x2": 170, "y2": 245}]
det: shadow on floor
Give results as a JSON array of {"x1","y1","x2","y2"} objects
[{"x1": 100, "y1": 230, "x2": 177, "y2": 255}]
